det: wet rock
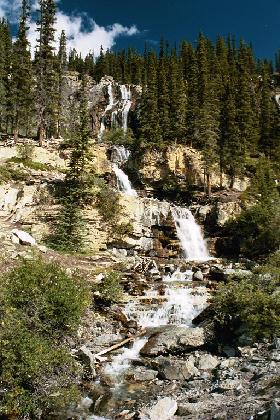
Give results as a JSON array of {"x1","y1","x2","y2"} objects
[
  {"x1": 140, "y1": 326, "x2": 205, "y2": 357},
  {"x1": 192, "y1": 270, "x2": 204, "y2": 281},
  {"x1": 197, "y1": 354, "x2": 220, "y2": 371},
  {"x1": 153, "y1": 355, "x2": 198, "y2": 380},
  {"x1": 76, "y1": 345, "x2": 96, "y2": 379},
  {"x1": 271, "y1": 400, "x2": 280, "y2": 420},
  {"x1": 222, "y1": 346, "x2": 237, "y2": 358},
  {"x1": 140, "y1": 397, "x2": 178, "y2": 420},
  {"x1": 127, "y1": 366, "x2": 158, "y2": 382}
]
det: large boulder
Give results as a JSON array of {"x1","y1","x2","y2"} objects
[
  {"x1": 11, "y1": 229, "x2": 36, "y2": 246},
  {"x1": 153, "y1": 355, "x2": 199, "y2": 380},
  {"x1": 140, "y1": 326, "x2": 205, "y2": 357},
  {"x1": 140, "y1": 397, "x2": 178, "y2": 420}
]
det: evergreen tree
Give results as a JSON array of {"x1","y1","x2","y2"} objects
[
  {"x1": 168, "y1": 48, "x2": 187, "y2": 142},
  {"x1": 157, "y1": 39, "x2": 170, "y2": 141},
  {"x1": 57, "y1": 30, "x2": 67, "y2": 137},
  {"x1": 140, "y1": 51, "x2": 161, "y2": 145},
  {"x1": 11, "y1": 0, "x2": 33, "y2": 142},
  {"x1": 259, "y1": 62, "x2": 275, "y2": 157},
  {"x1": 35, "y1": 0, "x2": 57, "y2": 145},
  {"x1": 0, "y1": 19, "x2": 12, "y2": 132}
]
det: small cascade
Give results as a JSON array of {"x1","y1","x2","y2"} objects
[
  {"x1": 163, "y1": 267, "x2": 193, "y2": 282},
  {"x1": 104, "y1": 284, "x2": 208, "y2": 379},
  {"x1": 171, "y1": 206, "x2": 210, "y2": 261},
  {"x1": 112, "y1": 164, "x2": 137, "y2": 196},
  {"x1": 98, "y1": 83, "x2": 115, "y2": 141},
  {"x1": 104, "y1": 337, "x2": 148, "y2": 377},
  {"x1": 124, "y1": 286, "x2": 208, "y2": 328},
  {"x1": 120, "y1": 85, "x2": 132, "y2": 132},
  {"x1": 111, "y1": 145, "x2": 138, "y2": 196}
]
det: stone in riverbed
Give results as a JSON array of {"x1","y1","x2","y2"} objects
[
  {"x1": 140, "y1": 397, "x2": 178, "y2": 420},
  {"x1": 197, "y1": 353, "x2": 220, "y2": 371},
  {"x1": 140, "y1": 326, "x2": 205, "y2": 357},
  {"x1": 153, "y1": 355, "x2": 199, "y2": 380},
  {"x1": 192, "y1": 269, "x2": 204, "y2": 281}
]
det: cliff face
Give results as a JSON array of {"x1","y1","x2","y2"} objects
[{"x1": 0, "y1": 141, "x2": 243, "y2": 258}]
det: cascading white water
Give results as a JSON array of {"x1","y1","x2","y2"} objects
[
  {"x1": 163, "y1": 267, "x2": 193, "y2": 282},
  {"x1": 104, "y1": 337, "x2": 148, "y2": 377},
  {"x1": 111, "y1": 145, "x2": 138, "y2": 196},
  {"x1": 124, "y1": 286, "x2": 208, "y2": 328},
  {"x1": 171, "y1": 206, "x2": 210, "y2": 261},
  {"x1": 104, "y1": 285, "x2": 208, "y2": 379},
  {"x1": 120, "y1": 85, "x2": 132, "y2": 132},
  {"x1": 98, "y1": 83, "x2": 115, "y2": 141},
  {"x1": 112, "y1": 164, "x2": 138, "y2": 196}
]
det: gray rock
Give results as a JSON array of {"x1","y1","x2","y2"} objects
[
  {"x1": 192, "y1": 270, "x2": 204, "y2": 281},
  {"x1": 197, "y1": 354, "x2": 220, "y2": 371},
  {"x1": 131, "y1": 367, "x2": 158, "y2": 382},
  {"x1": 140, "y1": 397, "x2": 178, "y2": 420},
  {"x1": 154, "y1": 355, "x2": 199, "y2": 380},
  {"x1": 11, "y1": 229, "x2": 36, "y2": 246},
  {"x1": 77, "y1": 345, "x2": 96, "y2": 379},
  {"x1": 217, "y1": 379, "x2": 242, "y2": 392},
  {"x1": 271, "y1": 400, "x2": 280, "y2": 420},
  {"x1": 140, "y1": 326, "x2": 205, "y2": 357}
]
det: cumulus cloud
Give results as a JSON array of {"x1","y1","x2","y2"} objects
[{"x1": 1, "y1": 0, "x2": 139, "y2": 57}]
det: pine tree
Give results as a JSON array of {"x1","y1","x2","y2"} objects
[
  {"x1": 11, "y1": 0, "x2": 33, "y2": 142},
  {"x1": 35, "y1": 0, "x2": 57, "y2": 145},
  {"x1": 259, "y1": 62, "x2": 275, "y2": 157},
  {"x1": 157, "y1": 39, "x2": 170, "y2": 141},
  {"x1": 168, "y1": 48, "x2": 187, "y2": 142},
  {"x1": 0, "y1": 19, "x2": 12, "y2": 133},
  {"x1": 57, "y1": 30, "x2": 67, "y2": 137},
  {"x1": 140, "y1": 51, "x2": 161, "y2": 145}
]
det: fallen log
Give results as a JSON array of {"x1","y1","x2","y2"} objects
[{"x1": 94, "y1": 329, "x2": 146, "y2": 361}]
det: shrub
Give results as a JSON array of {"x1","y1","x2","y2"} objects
[
  {"x1": 17, "y1": 143, "x2": 35, "y2": 161},
  {"x1": 0, "y1": 163, "x2": 26, "y2": 184},
  {"x1": 213, "y1": 275, "x2": 280, "y2": 341},
  {"x1": 0, "y1": 258, "x2": 90, "y2": 417},
  {"x1": 0, "y1": 257, "x2": 90, "y2": 335},
  {"x1": 94, "y1": 271, "x2": 123, "y2": 305}
]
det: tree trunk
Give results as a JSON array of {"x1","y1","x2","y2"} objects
[
  {"x1": 13, "y1": 126, "x2": 19, "y2": 144},
  {"x1": 207, "y1": 173, "x2": 211, "y2": 197},
  {"x1": 39, "y1": 123, "x2": 45, "y2": 147}
]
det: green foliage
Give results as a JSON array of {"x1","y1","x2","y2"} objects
[
  {"x1": 221, "y1": 159, "x2": 280, "y2": 258},
  {"x1": 47, "y1": 195, "x2": 87, "y2": 253},
  {"x1": 17, "y1": 142, "x2": 34, "y2": 160},
  {"x1": 94, "y1": 271, "x2": 123, "y2": 304},
  {"x1": 213, "y1": 274, "x2": 280, "y2": 341},
  {"x1": 0, "y1": 162, "x2": 26, "y2": 183},
  {"x1": 104, "y1": 127, "x2": 135, "y2": 149},
  {"x1": 0, "y1": 258, "x2": 90, "y2": 417},
  {"x1": 96, "y1": 183, "x2": 123, "y2": 225},
  {"x1": 1, "y1": 257, "x2": 90, "y2": 335}
]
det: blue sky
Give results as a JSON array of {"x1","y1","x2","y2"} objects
[
  {"x1": 1, "y1": 0, "x2": 279, "y2": 60},
  {"x1": 58, "y1": 0, "x2": 280, "y2": 59}
]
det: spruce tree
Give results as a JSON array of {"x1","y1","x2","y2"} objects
[
  {"x1": 140, "y1": 51, "x2": 161, "y2": 145},
  {"x1": 57, "y1": 30, "x2": 67, "y2": 137},
  {"x1": 157, "y1": 39, "x2": 170, "y2": 141},
  {"x1": 35, "y1": 0, "x2": 57, "y2": 145},
  {"x1": 11, "y1": 0, "x2": 33, "y2": 142}
]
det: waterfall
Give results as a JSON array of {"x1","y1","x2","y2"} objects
[
  {"x1": 124, "y1": 286, "x2": 208, "y2": 329},
  {"x1": 104, "y1": 285, "x2": 208, "y2": 378},
  {"x1": 112, "y1": 164, "x2": 137, "y2": 196},
  {"x1": 111, "y1": 145, "x2": 137, "y2": 196},
  {"x1": 98, "y1": 83, "x2": 115, "y2": 141},
  {"x1": 120, "y1": 85, "x2": 132, "y2": 132},
  {"x1": 171, "y1": 206, "x2": 210, "y2": 261}
]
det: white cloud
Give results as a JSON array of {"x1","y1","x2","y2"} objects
[{"x1": 0, "y1": 0, "x2": 139, "y2": 58}]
